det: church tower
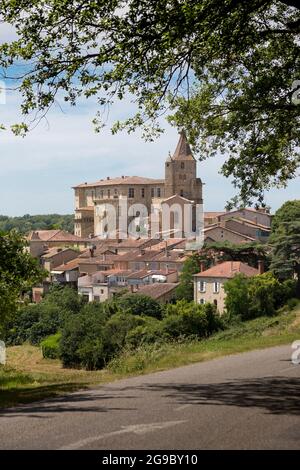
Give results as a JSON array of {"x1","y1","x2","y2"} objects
[{"x1": 165, "y1": 130, "x2": 203, "y2": 204}]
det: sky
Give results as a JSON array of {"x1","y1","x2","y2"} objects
[{"x1": 0, "y1": 26, "x2": 299, "y2": 217}]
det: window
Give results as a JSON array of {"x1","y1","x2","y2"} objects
[
  {"x1": 198, "y1": 281, "x2": 206, "y2": 293},
  {"x1": 213, "y1": 282, "x2": 220, "y2": 293},
  {"x1": 181, "y1": 162, "x2": 185, "y2": 169},
  {"x1": 157, "y1": 188, "x2": 161, "y2": 197},
  {"x1": 214, "y1": 299, "x2": 218, "y2": 307},
  {"x1": 100, "y1": 289, "x2": 104, "y2": 294},
  {"x1": 107, "y1": 189, "x2": 110, "y2": 198},
  {"x1": 94, "y1": 295, "x2": 100, "y2": 302},
  {"x1": 199, "y1": 299, "x2": 206, "y2": 305},
  {"x1": 151, "y1": 187, "x2": 155, "y2": 198},
  {"x1": 101, "y1": 190, "x2": 104, "y2": 199},
  {"x1": 128, "y1": 187, "x2": 135, "y2": 198},
  {"x1": 114, "y1": 188, "x2": 118, "y2": 195},
  {"x1": 141, "y1": 188, "x2": 145, "y2": 198},
  {"x1": 180, "y1": 189, "x2": 184, "y2": 197}
]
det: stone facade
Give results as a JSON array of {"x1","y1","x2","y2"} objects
[{"x1": 73, "y1": 131, "x2": 203, "y2": 238}]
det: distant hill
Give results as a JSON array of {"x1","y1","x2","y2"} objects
[{"x1": 0, "y1": 214, "x2": 74, "y2": 234}]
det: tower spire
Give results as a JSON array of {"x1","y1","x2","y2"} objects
[{"x1": 172, "y1": 130, "x2": 195, "y2": 161}]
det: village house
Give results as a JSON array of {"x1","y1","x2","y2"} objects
[
  {"x1": 27, "y1": 229, "x2": 87, "y2": 257},
  {"x1": 50, "y1": 258, "x2": 81, "y2": 287},
  {"x1": 193, "y1": 261, "x2": 261, "y2": 314}
]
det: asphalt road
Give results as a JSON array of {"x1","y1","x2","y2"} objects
[{"x1": 0, "y1": 345, "x2": 300, "y2": 450}]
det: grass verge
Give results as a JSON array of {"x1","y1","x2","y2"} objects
[{"x1": 1, "y1": 304, "x2": 300, "y2": 408}]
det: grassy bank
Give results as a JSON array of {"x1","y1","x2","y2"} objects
[{"x1": 1, "y1": 304, "x2": 300, "y2": 408}]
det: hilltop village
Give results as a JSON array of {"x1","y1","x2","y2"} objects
[{"x1": 27, "y1": 132, "x2": 272, "y2": 312}]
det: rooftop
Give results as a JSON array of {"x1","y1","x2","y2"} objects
[
  {"x1": 28, "y1": 230, "x2": 84, "y2": 243},
  {"x1": 135, "y1": 282, "x2": 179, "y2": 300},
  {"x1": 194, "y1": 261, "x2": 259, "y2": 279},
  {"x1": 51, "y1": 258, "x2": 81, "y2": 272},
  {"x1": 73, "y1": 176, "x2": 165, "y2": 189}
]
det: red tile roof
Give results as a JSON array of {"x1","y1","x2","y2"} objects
[
  {"x1": 203, "y1": 225, "x2": 256, "y2": 241},
  {"x1": 194, "y1": 261, "x2": 259, "y2": 278},
  {"x1": 51, "y1": 258, "x2": 81, "y2": 272},
  {"x1": 73, "y1": 176, "x2": 164, "y2": 189},
  {"x1": 136, "y1": 283, "x2": 179, "y2": 300},
  {"x1": 28, "y1": 230, "x2": 83, "y2": 242},
  {"x1": 41, "y1": 248, "x2": 78, "y2": 259}
]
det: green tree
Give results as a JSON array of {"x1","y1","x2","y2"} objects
[
  {"x1": 270, "y1": 201, "x2": 300, "y2": 297},
  {"x1": 202, "y1": 241, "x2": 269, "y2": 269},
  {"x1": 117, "y1": 294, "x2": 162, "y2": 319},
  {"x1": 270, "y1": 200, "x2": 300, "y2": 236},
  {"x1": 270, "y1": 221, "x2": 300, "y2": 297},
  {"x1": 0, "y1": 1, "x2": 299, "y2": 204},
  {"x1": 224, "y1": 272, "x2": 292, "y2": 320},
  {"x1": 0, "y1": 230, "x2": 44, "y2": 334},
  {"x1": 0, "y1": 214, "x2": 74, "y2": 234},
  {"x1": 224, "y1": 274, "x2": 250, "y2": 320},
  {"x1": 176, "y1": 253, "x2": 203, "y2": 301}
]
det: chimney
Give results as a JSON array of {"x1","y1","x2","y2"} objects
[
  {"x1": 107, "y1": 176, "x2": 110, "y2": 180},
  {"x1": 200, "y1": 261, "x2": 206, "y2": 272},
  {"x1": 258, "y1": 260, "x2": 264, "y2": 274}
]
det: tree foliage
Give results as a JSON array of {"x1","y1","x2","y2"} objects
[
  {"x1": 201, "y1": 241, "x2": 269, "y2": 269},
  {"x1": 270, "y1": 200, "x2": 300, "y2": 296},
  {"x1": 176, "y1": 252, "x2": 203, "y2": 301},
  {"x1": 224, "y1": 272, "x2": 296, "y2": 320},
  {"x1": 0, "y1": 214, "x2": 74, "y2": 234},
  {"x1": 0, "y1": 230, "x2": 44, "y2": 334},
  {"x1": 0, "y1": 1, "x2": 299, "y2": 204}
]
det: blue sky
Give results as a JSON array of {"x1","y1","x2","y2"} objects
[{"x1": 0, "y1": 26, "x2": 299, "y2": 217}]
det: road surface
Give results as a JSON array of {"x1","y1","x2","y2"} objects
[{"x1": 0, "y1": 345, "x2": 299, "y2": 449}]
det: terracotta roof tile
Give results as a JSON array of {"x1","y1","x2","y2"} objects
[
  {"x1": 51, "y1": 258, "x2": 81, "y2": 272},
  {"x1": 73, "y1": 176, "x2": 164, "y2": 189},
  {"x1": 136, "y1": 283, "x2": 179, "y2": 299},
  {"x1": 194, "y1": 261, "x2": 259, "y2": 278}
]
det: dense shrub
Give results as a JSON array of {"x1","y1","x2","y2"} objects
[
  {"x1": 60, "y1": 307, "x2": 107, "y2": 369},
  {"x1": 162, "y1": 301, "x2": 222, "y2": 339},
  {"x1": 117, "y1": 294, "x2": 162, "y2": 319},
  {"x1": 224, "y1": 272, "x2": 296, "y2": 320},
  {"x1": 59, "y1": 302, "x2": 144, "y2": 370},
  {"x1": 41, "y1": 332, "x2": 62, "y2": 359},
  {"x1": 5, "y1": 287, "x2": 85, "y2": 346},
  {"x1": 125, "y1": 316, "x2": 164, "y2": 348},
  {"x1": 5, "y1": 304, "x2": 41, "y2": 345}
]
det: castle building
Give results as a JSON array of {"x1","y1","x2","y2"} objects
[{"x1": 73, "y1": 131, "x2": 203, "y2": 239}]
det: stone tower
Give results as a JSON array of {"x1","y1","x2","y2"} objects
[{"x1": 165, "y1": 130, "x2": 203, "y2": 204}]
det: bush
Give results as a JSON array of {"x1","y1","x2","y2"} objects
[
  {"x1": 60, "y1": 308, "x2": 106, "y2": 369},
  {"x1": 41, "y1": 332, "x2": 62, "y2": 359},
  {"x1": 5, "y1": 287, "x2": 85, "y2": 346},
  {"x1": 162, "y1": 300, "x2": 222, "y2": 339},
  {"x1": 125, "y1": 316, "x2": 165, "y2": 348},
  {"x1": 117, "y1": 294, "x2": 162, "y2": 319},
  {"x1": 224, "y1": 272, "x2": 297, "y2": 320},
  {"x1": 60, "y1": 305, "x2": 144, "y2": 370}
]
